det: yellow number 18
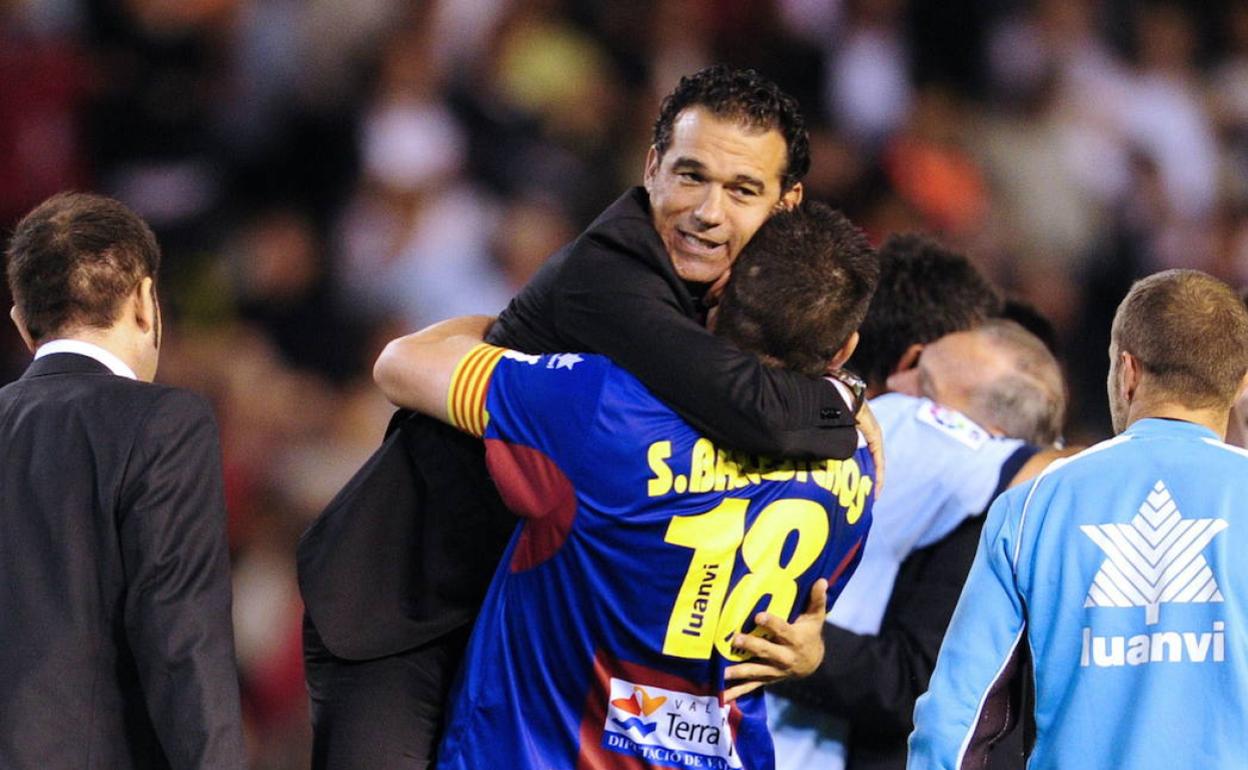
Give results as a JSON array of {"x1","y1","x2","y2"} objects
[{"x1": 661, "y1": 497, "x2": 830, "y2": 661}]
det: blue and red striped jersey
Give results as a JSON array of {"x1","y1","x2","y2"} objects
[{"x1": 436, "y1": 345, "x2": 875, "y2": 770}]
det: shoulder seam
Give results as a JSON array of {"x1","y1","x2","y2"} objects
[
  {"x1": 1201, "y1": 437, "x2": 1248, "y2": 459},
  {"x1": 1009, "y1": 433, "x2": 1132, "y2": 566}
]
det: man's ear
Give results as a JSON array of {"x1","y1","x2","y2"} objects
[
  {"x1": 885, "y1": 366, "x2": 921, "y2": 397},
  {"x1": 891, "y1": 343, "x2": 924, "y2": 376},
  {"x1": 643, "y1": 146, "x2": 660, "y2": 193},
  {"x1": 9, "y1": 306, "x2": 35, "y2": 353},
  {"x1": 777, "y1": 182, "x2": 803, "y2": 212},
  {"x1": 133, "y1": 276, "x2": 156, "y2": 335},
  {"x1": 827, "y1": 331, "x2": 859, "y2": 371},
  {"x1": 1120, "y1": 350, "x2": 1142, "y2": 402}
]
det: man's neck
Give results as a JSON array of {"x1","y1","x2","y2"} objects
[
  {"x1": 1125, "y1": 401, "x2": 1230, "y2": 439},
  {"x1": 38, "y1": 330, "x2": 143, "y2": 381}
]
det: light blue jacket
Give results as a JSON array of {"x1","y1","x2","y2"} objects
[{"x1": 909, "y1": 418, "x2": 1248, "y2": 769}]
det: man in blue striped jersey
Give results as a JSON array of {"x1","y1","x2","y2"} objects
[{"x1": 909, "y1": 269, "x2": 1248, "y2": 770}]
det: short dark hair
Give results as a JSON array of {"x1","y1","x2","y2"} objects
[
  {"x1": 716, "y1": 202, "x2": 878, "y2": 377},
  {"x1": 849, "y1": 233, "x2": 1002, "y2": 389},
  {"x1": 6, "y1": 192, "x2": 161, "y2": 343},
  {"x1": 652, "y1": 65, "x2": 810, "y2": 192},
  {"x1": 1113, "y1": 269, "x2": 1248, "y2": 409}
]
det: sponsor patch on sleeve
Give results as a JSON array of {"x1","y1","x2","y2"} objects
[{"x1": 915, "y1": 400, "x2": 990, "y2": 450}]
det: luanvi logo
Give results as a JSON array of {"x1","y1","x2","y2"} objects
[{"x1": 1081, "y1": 480, "x2": 1227, "y2": 626}]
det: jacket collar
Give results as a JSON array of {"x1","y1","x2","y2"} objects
[
  {"x1": 588, "y1": 187, "x2": 704, "y2": 315},
  {"x1": 1124, "y1": 416, "x2": 1219, "y2": 442},
  {"x1": 21, "y1": 352, "x2": 115, "y2": 380}
]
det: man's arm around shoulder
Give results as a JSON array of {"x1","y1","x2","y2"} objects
[{"x1": 374, "y1": 316, "x2": 496, "y2": 427}]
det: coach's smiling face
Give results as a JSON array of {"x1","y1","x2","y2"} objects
[{"x1": 644, "y1": 106, "x2": 802, "y2": 284}]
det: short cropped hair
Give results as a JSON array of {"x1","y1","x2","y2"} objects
[
  {"x1": 6, "y1": 192, "x2": 160, "y2": 342},
  {"x1": 716, "y1": 202, "x2": 878, "y2": 377},
  {"x1": 969, "y1": 320, "x2": 1066, "y2": 446},
  {"x1": 849, "y1": 233, "x2": 1002, "y2": 389},
  {"x1": 653, "y1": 65, "x2": 810, "y2": 192},
  {"x1": 1112, "y1": 269, "x2": 1248, "y2": 409}
]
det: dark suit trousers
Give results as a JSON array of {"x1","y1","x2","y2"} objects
[{"x1": 303, "y1": 613, "x2": 471, "y2": 770}]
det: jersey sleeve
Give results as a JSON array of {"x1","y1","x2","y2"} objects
[
  {"x1": 449, "y1": 344, "x2": 609, "y2": 443},
  {"x1": 907, "y1": 486, "x2": 1030, "y2": 770},
  {"x1": 906, "y1": 398, "x2": 1032, "y2": 550},
  {"x1": 448, "y1": 343, "x2": 509, "y2": 437}
]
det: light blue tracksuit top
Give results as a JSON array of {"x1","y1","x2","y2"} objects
[{"x1": 909, "y1": 418, "x2": 1248, "y2": 769}]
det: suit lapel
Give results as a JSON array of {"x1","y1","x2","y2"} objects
[{"x1": 588, "y1": 187, "x2": 700, "y2": 318}]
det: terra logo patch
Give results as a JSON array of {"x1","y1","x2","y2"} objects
[{"x1": 602, "y1": 677, "x2": 742, "y2": 770}]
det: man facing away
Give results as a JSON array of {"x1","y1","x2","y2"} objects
[
  {"x1": 910, "y1": 269, "x2": 1248, "y2": 770},
  {"x1": 0, "y1": 192, "x2": 244, "y2": 768},
  {"x1": 372, "y1": 202, "x2": 879, "y2": 770}
]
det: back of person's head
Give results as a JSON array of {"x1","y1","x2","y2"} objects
[
  {"x1": 1228, "y1": 287, "x2": 1248, "y2": 448},
  {"x1": 715, "y1": 201, "x2": 878, "y2": 377},
  {"x1": 6, "y1": 192, "x2": 161, "y2": 344},
  {"x1": 849, "y1": 232, "x2": 1002, "y2": 390},
  {"x1": 967, "y1": 320, "x2": 1066, "y2": 446},
  {"x1": 1000, "y1": 298, "x2": 1060, "y2": 355},
  {"x1": 652, "y1": 65, "x2": 810, "y2": 192},
  {"x1": 1112, "y1": 269, "x2": 1248, "y2": 410}
]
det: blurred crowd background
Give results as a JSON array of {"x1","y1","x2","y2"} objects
[{"x1": 3, "y1": 0, "x2": 1248, "y2": 766}]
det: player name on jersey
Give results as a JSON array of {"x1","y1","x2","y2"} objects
[{"x1": 645, "y1": 438, "x2": 873, "y2": 525}]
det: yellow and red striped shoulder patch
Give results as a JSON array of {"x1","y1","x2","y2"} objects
[{"x1": 448, "y1": 343, "x2": 507, "y2": 436}]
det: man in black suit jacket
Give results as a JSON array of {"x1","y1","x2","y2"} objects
[
  {"x1": 299, "y1": 66, "x2": 880, "y2": 769},
  {"x1": 1, "y1": 193, "x2": 245, "y2": 769}
]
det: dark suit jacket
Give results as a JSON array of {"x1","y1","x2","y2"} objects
[
  {"x1": 298, "y1": 187, "x2": 860, "y2": 661},
  {"x1": 490, "y1": 186, "x2": 857, "y2": 458},
  {"x1": 0, "y1": 353, "x2": 245, "y2": 769},
  {"x1": 298, "y1": 411, "x2": 515, "y2": 660}
]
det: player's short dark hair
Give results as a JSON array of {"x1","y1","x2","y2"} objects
[
  {"x1": 652, "y1": 65, "x2": 810, "y2": 192},
  {"x1": 1113, "y1": 269, "x2": 1248, "y2": 409},
  {"x1": 716, "y1": 202, "x2": 878, "y2": 377},
  {"x1": 848, "y1": 233, "x2": 1002, "y2": 389},
  {"x1": 6, "y1": 192, "x2": 161, "y2": 343}
]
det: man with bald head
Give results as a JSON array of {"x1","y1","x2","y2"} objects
[{"x1": 888, "y1": 319, "x2": 1065, "y2": 448}]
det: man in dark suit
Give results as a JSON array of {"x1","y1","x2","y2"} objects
[
  {"x1": 299, "y1": 66, "x2": 880, "y2": 769},
  {"x1": 1, "y1": 192, "x2": 245, "y2": 769}
]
